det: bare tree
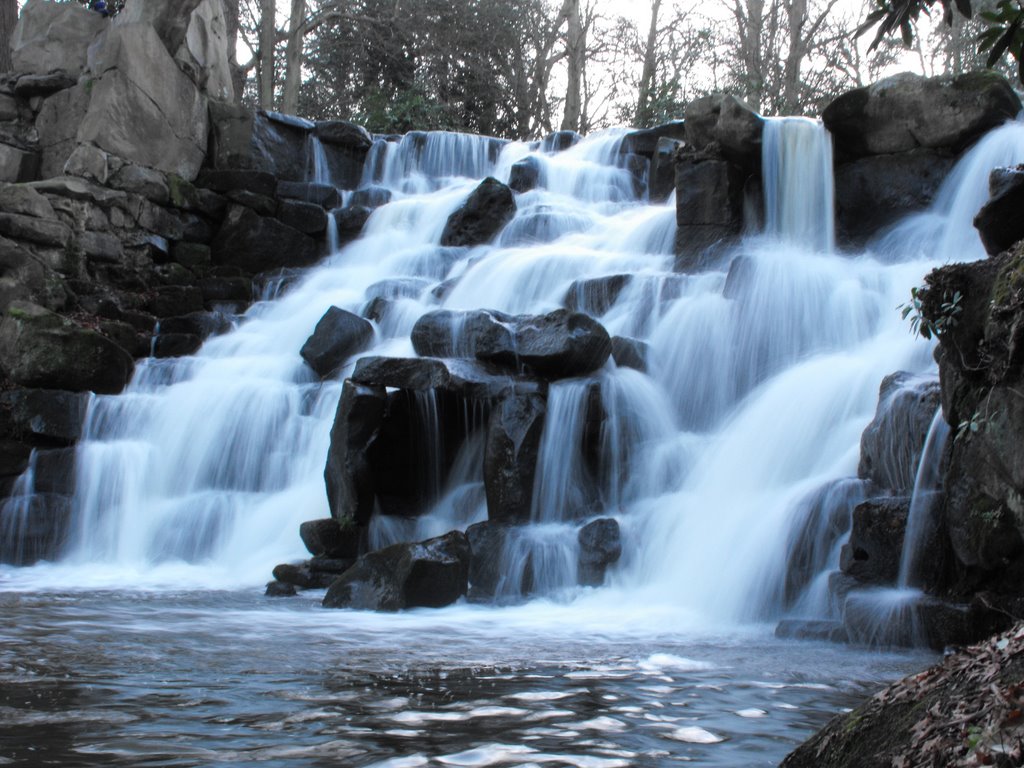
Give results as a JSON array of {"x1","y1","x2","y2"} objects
[
  {"x1": 257, "y1": 0, "x2": 276, "y2": 109},
  {"x1": 0, "y1": 0, "x2": 16, "y2": 74},
  {"x1": 281, "y1": 0, "x2": 307, "y2": 114},
  {"x1": 636, "y1": 0, "x2": 663, "y2": 126},
  {"x1": 560, "y1": 0, "x2": 585, "y2": 131}
]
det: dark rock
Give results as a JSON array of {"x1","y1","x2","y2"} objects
[
  {"x1": 440, "y1": 177, "x2": 516, "y2": 247},
  {"x1": 322, "y1": 530, "x2": 471, "y2": 610},
  {"x1": 723, "y1": 255, "x2": 756, "y2": 299},
  {"x1": 684, "y1": 94, "x2": 763, "y2": 163},
  {"x1": 225, "y1": 189, "x2": 276, "y2": 217},
  {"x1": 610, "y1": 336, "x2": 648, "y2": 372},
  {"x1": 200, "y1": 276, "x2": 252, "y2": 305},
  {"x1": 674, "y1": 157, "x2": 745, "y2": 271},
  {"x1": 859, "y1": 372, "x2": 942, "y2": 495},
  {"x1": 277, "y1": 199, "x2": 328, "y2": 235},
  {"x1": 650, "y1": 137, "x2": 683, "y2": 202},
  {"x1": 774, "y1": 619, "x2": 849, "y2": 643},
  {"x1": 0, "y1": 302, "x2": 133, "y2": 394},
  {"x1": 109, "y1": 164, "x2": 171, "y2": 204},
  {"x1": 352, "y1": 356, "x2": 532, "y2": 399},
  {"x1": 0, "y1": 212, "x2": 72, "y2": 248},
  {"x1": 564, "y1": 275, "x2": 632, "y2": 316},
  {"x1": 171, "y1": 242, "x2": 211, "y2": 270},
  {"x1": 196, "y1": 168, "x2": 278, "y2": 198},
  {"x1": 366, "y1": 278, "x2": 431, "y2": 301},
  {"x1": 208, "y1": 104, "x2": 310, "y2": 183},
  {"x1": 349, "y1": 186, "x2": 392, "y2": 209},
  {"x1": 13, "y1": 72, "x2": 77, "y2": 98},
  {"x1": 466, "y1": 520, "x2": 511, "y2": 599},
  {"x1": 578, "y1": 517, "x2": 622, "y2": 586},
  {"x1": 836, "y1": 150, "x2": 955, "y2": 246},
  {"x1": 299, "y1": 518, "x2": 361, "y2": 559},
  {"x1": 32, "y1": 448, "x2": 76, "y2": 495},
  {"x1": 410, "y1": 308, "x2": 514, "y2": 359},
  {"x1": 840, "y1": 497, "x2": 909, "y2": 584},
  {"x1": 0, "y1": 493, "x2": 71, "y2": 566},
  {"x1": 509, "y1": 157, "x2": 542, "y2": 193},
  {"x1": 314, "y1": 120, "x2": 373, "y2": 149},
  {"x1": 300, "y1": 306, "x2": 375, "y2": 378},
  {"x1": 272, "y1": 562, "x2": 335, "y2": 589},
  {"x1": 212, "y1": 205, "x2": 319, "y2": 275},
  {"x1": 309, "y1": 555, "x2": 357, "y2": 574},
  {"x1": 823, "y1": 71, "x2": 1022, "y2": 160},
  {"x1": 541, "y1": 131, "x2": 581, "y2": 152},
  {"x1": 276, "y1": 181, "x2": 341, "y2": 209},
  {"x1": 481, "y1": 309, "x2": 612, "y2": 379},
  {"x1": 325, "y1": 381, "x2": 387, "y2": 525},
  {"x1": 146, "y1": 286, "x2": 204, "y2": 318},
  {"x1": 333, "y1": 205, "x2": 371, "y2": 245},
  {"x1": 152, "y1": 333, "x2": 201, "y2": 358},
  {"x1": 621, "y1": 121, "x2": 687, "y2": 159},
  {"x1": 484, "y1": 393, "x2": 546, "y2": 523},
  {"x1": 158, "y1": 311, "x2": 233, "y2": 339},
  {"x1": 0, "y1": 389, "x2": 89, "y2": 445},
  {"x1": 265, "y1": 580, "x2": 297, "y2": 597},
  {"x1": 975, "y1": 166, "x2": 1024, "y2": 255}
]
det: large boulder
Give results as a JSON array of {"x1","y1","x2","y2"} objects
[
  {"x1": 0, "y1": 301, "x2": 134, "y2": 394},
  {"x1": 483, "y1": 393, "x2": 546, "y2": 523},
  {"x1": 674, "y1": 156, "x2": 745, "y2": 271},
  {"x1": 839, "y1": 497, "x2": 909, "y2": 584},
  {"x1": 823, "y1": 71, "x2": 1022, "y2": 160},
  {"x1": 0, "y1": 493, "x2": 72, "y2": 566},
  {"x1": 578, "y1": 517, "x2": 622, "y2": 586},
  {"x1": 621, "y1": 121, "x2": 687, "y2": 159},
  {"x1": 10, "y1": 0, "x2": 108, "y2": 76},
  {"x1": 299, "y1": 306, "x2": 374, "y2": 378},
  {"x1": 476, "y1": 309, "x2": 612, "y2": 379},
  {"x1": 211, "y1": 205, "x2": 319, "y2": 274},
  {"x1": 410, "y1": 308, "x2": 514, "y2": 359},
  {"x1": 440, "y1": 177, "x2": 516, "y2": 247},
  {"x1": 508, "y1": 156, "x2": 541, "y2": 193},
  {"x1": 324, "y1": 380, "x2": 387, "y2": 525},
  {"x1": 975, "y1": 166, "x2": 1024, "y2": 256},
  {"x1": 80, "y1": 23, "x2": 209, "y2": 179},
  {"x1": 299, "y1": 518, "x2": 361, "y2": 559},
  {"x1": 313, "y1": 120, "x2": 373, "y2": 188},
  {"x1": 34, "y1": 83, "x2": 91, "y2": 179},
  {"x1": 208, "y1": 104, "x2": 308, "y2": 182},
  {"x1": 351, "y1": 356, "x2": 530, "y2": 400},
  {"x1": 113, "y1": 0, "x2": 204, "y2": 55},
  {"x1": 836, "y1": 150, "x2": 955, "y2": 246},
  {"x1": 176, "y1": 0, "x2": 234, "y2": 102},
  {"x1": 0, "y1": 389, "x2": 89, "y2": 445},
  {"x1": 684, "y1": 94, "x2": 763, "y2": 162},
  {"x1": 322, "y1": 530, "x2": 471, "y2": 610},
  {"x1": 564, "y1": 275, "x2": 632, "y2": 317},
  {"x1": 466, "y1": 520, "x2": 511, "y2": 599}
]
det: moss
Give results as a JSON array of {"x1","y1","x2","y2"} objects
[
  {"x1": 166, "y1": 174, "x2": 198, "y2": 209},
  {"x1": 990, "y1": 248, "x2": 1024, "y2": 308}
]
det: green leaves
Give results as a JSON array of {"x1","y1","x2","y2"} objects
[
  {"x1": 977, "y1": 1, "x2": 1024, "y2": 81},
  {"x1": 899, "y1": 287, "x2": 962, "y2": 340}
]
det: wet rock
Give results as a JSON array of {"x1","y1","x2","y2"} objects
[
  {"x1": 0, "y1": 301, "x2": 134, "y2": 394},
  {"x1": 322, "y1": 530, "x2": 471, "y2": 611},
  {"x1": 352, "y1": 356, "x2": 529, "y2": 400},
  {"x1": 207, "y1": 104, "x2": 310, "y2": 182},
  {"x1": 158, "y1": 311, "x2": 233, "y2": 340},
  {"x1": 272, "y1": 562, "x2": 335, "y2": 589},
  {"x1": 276, "y1": 181, "x2": 341, "y2": 209},
  {"x1": 152, "y1": 333, "x2": 201, "y2": 358},
  {"x1": 509, "y1": 157, "x2": 542, "y2": 193},
  {"x1": 622, "y1": 121, "x2": 687, "y2": 159},
  {"x1": 839, "y1": 497, "x2": 909, "y2": 585},
  {"x1": 482, "y1": 309, "x2": 612, "y2": 379},
  {"x1": 541, "y1": 131, "x2": 581, "y2": 152},
  {"x1": 410, "y1": 308, "x2": 514, "y2": 359},
  {"x1": 277, "y1": 199, "x2": 327, "y2": 235},
  {"x1": 333, "y1": 205, "x2": 371, "y2": 245},
  {"x1": 564, "y1": 275, "x2": 632, "y2": 317},
  {"x1": 0, "y1": 493, "x2": 72, "y2": 566},
  {"x1": 200, "y1": 276, "x2": 251, "y2": 306},
  {"x1": 650, "y1": 137, "x2": 683, "y2": 202},
  {"x1": 314, "y1": 120, "x2": 373, "y2": 149},
  {"x1": 858, "y1": 372, "x2": 941, "y2": 495},
  {"x1": 974, "y1": 166, "x2": 1024, "y2": 255},
  {"x1": 366, "y1": 278, "x2": 431, "y2": 301},
  {"x1": 349, "y1": 186, "x2": 392, "y2": 210},
  {"x1": 146, "y1": 286, "x2": 204, "y2": 317},
  {"x1": 835, "y1": 150, "x2": 955, "y2": 246},
  {"x1": 0, "y1": 389, "x2": 89, "y2": 445},
  {"x1": 300, "y1": 306, "x2": 375, "y2": 379},
  {"x1": 265, "y1": 580, "x2": 297, "y2": 597},
  {"x1": 774, "y1": 619, "x2": 849, "y2": 643},
  {"x1": 674, "y1": 157, "x2": 745, "y2": 271},
  {"x1": 324, "y1": 380, "x2": 387, "y2": 525},
  {"x1": 466, "y1": 520, "x2": 511, "y2": 600},
  {"x1": 684, "y1": 94, "x2": 763, "y2": 162},
  {"x1": 578, "y1": 517, "x2": 622, "y2": 586},
  {"x1": 211, "y1": 205, "x2": 319, "y2": 275},
  {"x1": 610, "y1": 336, "x2": 648, "y2": 373},
  {"x1": 299, "y1": 518, "x2": 361, "y2": 559},
  {"x1": 14, "y1": 72, "x2": 77, "y2": 98},
  {"x1": 823, "y1": 71, "x2": 1021, "y2": 159},
  {"x1": 440, "y1": 177, "x2": 516, "y2": 247},
  {"x1": 484, "y1": 393, "x2": 546, "y2": 524}
]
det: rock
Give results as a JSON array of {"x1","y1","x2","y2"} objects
[
  {"x1": 0, "y1": 493, "x2": 72, "y2": 566},
  {"x1": 349, "y1": 186, "x2": 391, "y2": 209},
  {"x1": 823, "y1": 71, "x2": 1022, "y2": 159},
  {"x1": 13, "y1": 72, "x2": 77, "y2": 98},
  {"x1": 299, "y1": 518, "x2": 361, "y2": 559},
  {"x1": 146, "y1": 286, "x2": 204, "y2": 317},
  {"x1": 650, "y1": 137, "x2": 683, "y2": 202},
  {"x1": 836, "y1": 150, "x2": 955, "y2": 246},
  {"x1": 684, "y1": 94, "x2": 763, "y2": 162},
  {"x1": 200, "y1": 276, "x2": 250, "y2": 305},
  {"x1": 78, "y1": 231, "x2": 123, "y2": 263},
  {"x1": 0, "y1": 301, "x2": 134, "y2": 394},
  {"x1": 774, "y1": 619, "x2": 849, "y2": 643},
  {"x1": 265, "y1": 580, "x2": 297, "y2": 597},
  {"x1": 0, "y1": 184, "x2": 57, "y2": 220},
  {"x1": 314, "y1": 120, "x2": 373, "y2": 149},
  {"x1": 32, "y1": 448, "x2": 77, "y2": 495},
  {"x1": 272, "y1": 562, "x2": 334, "y2": 589},
  {"x1": 466, "y1": 520, "x2": 511, "y2": 599},
  {"x1": 366, "y1": 278, "x2": 431, "y2": 301},
  {"x1": 277, "y1": 199, "x2": 327, "y2": 235},
  {"x1": 158, "y1": 311, "x2": 232, "y2": 339},
  {"x1": 333, "y1": 206, "x2": 371, "y2": 245},
  {"x1": 109, "y1": 164, "x2": 171, "y2": 203},
  {"x1": 0, "y1": 144, "x2": 39, "y2": 184},
  {"x1": 10, "y1": 0, "x2": 108, "y2": 76},
  {"x1": 541, "y1": 131, "x2": 580, "y2": 152},
  {"x1": 578, "y1": 517, "x2": 622, "y2": 586},
  {"x1": 325, "y1": 380, "x2": 387, "y2": 525},
  {"x1": 839, "y1": 497, "x2": 909, "y2": 585},
  {"x1": 81, "y1": 23, "x2": 209, "y2": 179},
  {"x1": 481, "y1": 309, "x2": 612, "y2": 379},
  {"x1": 610, "y1": 336, "x2": 648, "y2": 372},
  {"x1": 509, "y1": 157, "x2": 542, "y2": 193},
  {"x1": 975, "y1": 166, "x2": 1024, "y2": 255},
  {"x1": 171, "y1": 242, "x2": 211, "y2": 270},
  {"x1": 300, "y1": 306, "x2": 374, "y2": 378},
  {"x1": 622, "y1": 121, "x2": 687, "y2": 159},
  {"x1": 352, "y1": 356, "x2": 530, "y2": 399},
  {"x1": 197, "y1": 169, "x2": 277, "y2": 197},
  {"x1": 276, "y1": 181, "x2": 341, "y2": 208},
  {"x1": 114, "y1": 0, "x2": 205, "y2": 55},
  {"x1": 175, "y1": 0, "x2": 234, "y2": 102},
  {"x1": 440, "y1": 177, "x2": 516, "y2": 247},
  {"x1": 484, "y1": 393, "x2": 546, "y2": 524},
  {"x1": 0, "y1": 389, "x2": 89, "y2": 445},
  {"x1": 34, "y1": 83, "x2": 90, "y2": 179},
  {"x1": 674, "y1": 157, "x2": 745, "y2": 271},
  {"x1": 0, "y1": 212, "x2": 71, "y2": 248},
  {"x1": 211, "y1": 205, "x2": 319, "y2": 274},
  {"x1": 207, "y1": 104, "x2": 316, "y2": 183},
  {"x1": 62, "y1": 144, "x2": 109, "y2": 184},
  {"x1": 152, "y1": 333, "x2": 201, "y2": 358},
  {"x1": 322, "y1": 530, "x2": 471, "y2": 610},
  {"x1": 410, "y1": 308, "x2": 514, "y2": 359},
  {"x1": 564, "y1": 275, "x2": 632, "y2": 317}
]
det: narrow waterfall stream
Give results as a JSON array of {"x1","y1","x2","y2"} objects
[{"x1": 3, "y1": 116, "x2": 1024, "y2": 766}]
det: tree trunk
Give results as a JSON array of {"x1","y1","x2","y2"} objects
[
  {"x1": 282, "y1": 0, "x2": 307, "y2": 115},
  {"x1": 560, "y1": 0, "x2": 584, "y2": 132},
  {"x1": 0, "y1": 0, "x2": 16, "y2": 74},
  {"x1": 636, "y1": 0, "x2": 662, "y2": 127},
  {"x1": 258, "y1": 0, "x2": 276, "y2": 110},
  {"x1": 781, "y1": 0, "x2": 807, "y2": 114},
  {"x1": 223, "y1": 0, "x2": 246, "y2": 102}
]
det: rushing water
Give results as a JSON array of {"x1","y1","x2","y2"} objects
[{"x1": 3, "y1": 116, "x2": 1024, "y2": 765}]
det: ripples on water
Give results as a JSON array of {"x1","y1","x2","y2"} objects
[{"x1": 0, "y1": 589, "x2": 931, "y2": 767}]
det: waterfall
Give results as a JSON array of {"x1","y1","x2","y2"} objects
[{"x1": 898, "y1": 408, "x2": 951, "y2": 588}]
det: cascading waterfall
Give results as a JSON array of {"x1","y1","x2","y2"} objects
[
  {"x1": 3, "y1": 111, "x2": 1022, "y2": 651},
  {"x1": 898, "y1": 408, "x2": 951, "y2": 589}
]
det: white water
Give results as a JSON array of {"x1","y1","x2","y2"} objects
[{"x1": 3, "y1": 118, "x2": 1024, "y2": 640}]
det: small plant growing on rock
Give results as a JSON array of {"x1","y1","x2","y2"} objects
[{"x1": 900, "y1": 287, "x2": 963, "y2": 339}]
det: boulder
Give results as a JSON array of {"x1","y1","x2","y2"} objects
[
  {"x1": 62, "y1": 144, "x2": 109, "y2": 184},
  {"x1": 564, "y1": 275, "x2": 632, "y2": 317},
  {"x1": 333, "y1": 205, "x2": 371, "y2": 245},
  {"x1": 0, "y1": 301, "x2": 134, "y2": 394},
  {"x1": 674, "y1": 156, "x2": 745, "y2": 271},
  {"x1": 466, "y1": 520, "x2": 511, "y2": 599},
  {"x1": 272, "y1": 561, "x2": 335, "y2": 590},
  {"x1": 836, "y1": 150, "x2": 955, "y2": 245},
  {"x1": 299, "y1": 306, "x2": 375, "y2": 378},
  {"x1": 410, "y1": 308, "x2": 514, "y2": 359},
  {"x1": 0, "y1": 389, "x2": 89, "y2": 445},
  {"x1": 481, "y1": 309, "x2": 612, "y2": 379},
  {"x1": 839, "y1": 497, "x2": 909, "y2": 585},
  {"x1": 823, "y1": 71, "x2": 1022, "y2": 159},
  {"x1": 541, "y1": 131, "x2": 581, "y2": 152},
  {"x1": 265, "y1": 580, "x2": 297, "y2": 597},
  {"x1": 13, "y1": 72, "x2": 77, "y2": 98},
  {"x1": 314, "y1": 120, "x2": 373, "y2": 149},
  {"x1": 484, "y1": 393, "x2": 546, "y2": 524},
  {"x1": 684, "y1": 94, "x2": 763, "y2": 162},
  {"x1": 610, "y1": 336, "x2": 648, "y2": 372},
  {"x1": 975, "y1": 166, "x2": 1024, "y2": 255},
  {"x1": 10, "y1": 0, "x2": 108, "y2": 76},
  {"x1": 858, "y1": 372, "x2": 941, "y2": 495},
  {"x1": 0, "y1": 493, "x2": 72, "y2": 566},
  {"x1": 349, "y1": 186, "x2": 392, "y2": 210},
  {"x1": 34, "y1": 84, "x2": 90, "y2": 179},
  {"x1": 299, "y1": 518, "x2": 362, "y2": 559},
  {"x1": 509, "y1": 157, "x2": 542, "y2": 193},
  {"x1": 578, "y1": 517, "x2": 622, "y2": 586},
  {"x1": 322, "y1": 530, "x2": 471, "y2": 610},
  {"x1": 0, "y1": 144, "x2": 39, "y2": 184},
  {"x1": 324, "y1": 380, "x2": 387, "y2": 525},
  {"x1": 276, "y1": 181, "x2": 342, "y2": 209},
  {"x1": 152, "y1": 333, "x2": 201, "y2": 358},
  {"x1": 176, "y1": 0, "x2": 234, "y2": 102},
  {"x1": 80, "y1": 23, "x2": 209, "y2": 179},
  {"x1": 114, "y1": 0, "x2": 204, "y2": 55},
  {"x1": 211, "y1": 205, "x2": 319, "y2": 274},
  {"x1": 621, "y1": 121, "x2": 687, "y2": 159},
  {"x1": 314, "y1": 121, "x2": 373, "y2": 188},
  {"x1": 351, "y1": 356, "x2": 530, "y2": 400},
  {"x1": 197, "y1": 169, "x2": 278, "y2": 197},
  {"x1": 0, "y1": 184, "x2": 57, "y2": 220},
  {"x1": 440, "y1": 177, "x2": 516, "y2": 247},
  {"x1": 650, "y1": 137, "x2": 683, "y2": 202},
  {"x1": 277, "y1": 199, "x2": 327, "y2": 235}
]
